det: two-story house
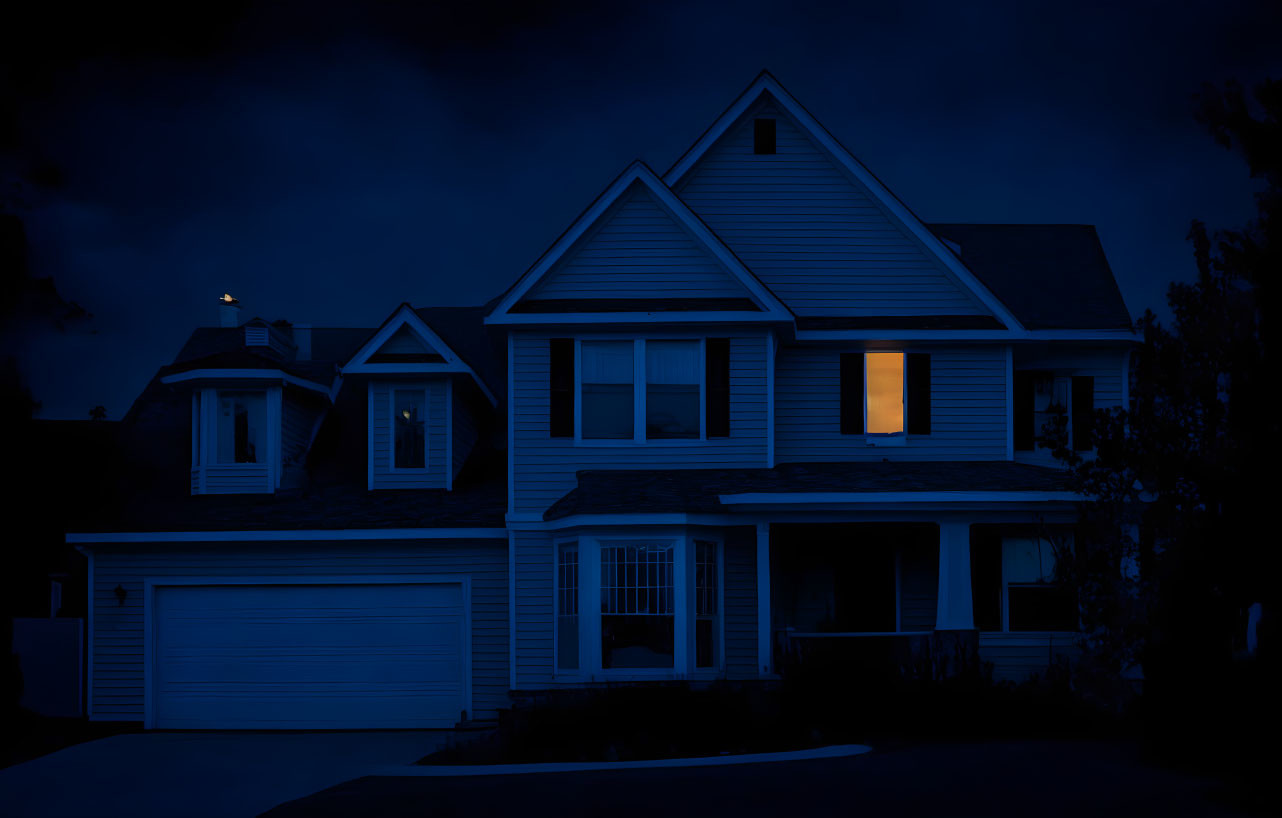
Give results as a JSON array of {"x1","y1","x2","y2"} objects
[{"x1": 68, "y1": 72, "x2": 1136, "y2": 730}]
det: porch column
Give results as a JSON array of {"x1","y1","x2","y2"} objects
[
  {"x1": 935, "y1": 521, "x2": 974, "y2": 630},
  {"x1": 756, "y1": 522, "x2": 772, "y2": 676}
]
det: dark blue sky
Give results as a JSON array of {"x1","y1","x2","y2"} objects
[{"x1": 3, "y1": 0, "x2": 1279, "y2": 419}]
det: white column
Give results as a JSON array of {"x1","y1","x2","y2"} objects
[
  {"x1": 756, "y1": 522, "x2": 772, "y2": 675},
  {"x1": 935, "y1": 521, "x2": 975, "y2": 630}
]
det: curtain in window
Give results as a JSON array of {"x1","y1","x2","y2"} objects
[
  {"x1": 646, "y1": 340, "x2": 699, "y2": 439},
  {"x1": 582, "y1": 341, "x2": 634, "y2": 439},
  {"x1": 393, "y1": 389, "x2": 426, "y2": 469}
]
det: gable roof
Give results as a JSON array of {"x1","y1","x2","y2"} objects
[
  {"x1": 343, "y1": 304, "x2": 497, "y2": 404},
  {"x1": 663, "y1": 71, "x2": 1024, "y2": 330},
  {"x1": 486, "y1": 161, "x2": 793, "y2": 324},
  {"x1": 928, "y1": 224, "x2": 1134, "y2": 330}
]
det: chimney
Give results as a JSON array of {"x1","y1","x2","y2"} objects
[
  {"x1": 219, "y1": 293, "x2": 241, "y2": 328},
  {"x1": 294, "y1": 323, "x2": 312, "y2": 360}
]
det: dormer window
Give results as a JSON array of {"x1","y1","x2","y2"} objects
[
  {"x1": 392, "y1": 388, "x2": 428, "y2": 470},
  {"x1": 217, "y1": 391, "x2": 266, "y2": 463}
]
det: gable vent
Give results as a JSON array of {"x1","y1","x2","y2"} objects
[
  {"x1": 245, "y1": 326, "x2": 270, "y2": 346},
  {"x1": 753, "y1": 118, "x2": 776, "y2": 154}
]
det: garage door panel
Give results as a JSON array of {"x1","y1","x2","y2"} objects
[{"x1": 153, "y1": 583, "x2": 466, "y2": 729}]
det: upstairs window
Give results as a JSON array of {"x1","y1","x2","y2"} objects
[
  {"x1": 1014, "y1": 372, "x2": 1094, "y2": 452},
  {"x1": 392, "y1": 388, "x2": 427, "y2": 469},
  {"x1": 645, "y1": 340, "x2": 700, "y2": 439},
  {"x1": 581, "y1": 341, "x2": 635, "y2": 439},
  {"x1": 840, "y1": 352, "x2": 930, "y2": 437},
  {"x1": 217, "y1": 391, "x2": 266, "y2": 464}
]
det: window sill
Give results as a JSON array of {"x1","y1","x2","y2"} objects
[
  {"x1": 572, "y1": 438, "x2": 711, "y2": 447},
  {"x1": 862, "y1": 435, "x2": 907, "y2": 447}
]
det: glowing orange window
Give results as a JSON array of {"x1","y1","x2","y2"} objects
[{"x1": 865, "y1": 352, "x2": 905, "y2": 434}]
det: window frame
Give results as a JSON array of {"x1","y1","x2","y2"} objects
[
  {"x1": 1014, "y1": 370, "x2": 1078, "y2": 454},
  {"x1": 551, "y1": 529, "x2": 725, "y2": 681},
  {"x1": 388, "y1": 384, "x2": 431, "y2": 473},
  {"x1": 190, "y1": 385, "x2": 281, "y2": 494},
  {"x1": 573, "y1": 337, "x2": 709, "y2": 446},
  {"x1": 859, "y1": 350, "x2": 909, "y2": 445},
  {"x1": 999, "y1": 533, "x2": 1080, "y2": 633}
]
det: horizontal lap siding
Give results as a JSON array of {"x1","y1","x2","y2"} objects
[
  {"x1": 371, "y1": 380, "x2": 447, "y2": 489},
  {"x1": 281, "y1": 394, "x2": 318, "y2": 466},
  {"x1": 89, "y1": 540, "x2": 508, "y2": 722},
  {"x1": 675, "y1": 100, "x2": 989, "y2": 317},
  {"x1": 513, "y1": 531, "x2": 556, "y2": 688},
  {"x1": 512, "y1": 333, "x2": 769, "y2": 515},
  {"x1": 776, "y1": 345, "x2": 1007, "y2": 461},
  {"x1": 203, "y1": 465, "x2": 271, "y2": 494},
  {"x1": 724, "y1": 527, "x2": 759, "y2": 678},
  {"x1": 527, "y1": 182, "x2": 748, "y2": 301},
  {"x1": 978, "y1": 632, "x2": 1080, "y2": 683}
]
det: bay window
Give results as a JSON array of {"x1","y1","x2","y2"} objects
[{"x1": 554, "y1": 533, "x2": 723, "y2": 678}]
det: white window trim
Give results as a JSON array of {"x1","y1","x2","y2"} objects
[
  {"x1": 191, "y1": 386, "x2": 281, "y2": 494},
  {"x1": 999, "y1": 532, "x2": 1080, "y2": 634},
  {"x1": 1013, "y1": 370, "x2": 1079, "y2": 457},
  {"x1": 573, "y1": 337, "x2": 708, "y2": 446},
  {"x1": 389, "y1": 384, "x2": 431, "y2": 474},
  {"x1": 553, "y1": 529, "x2": 723, "y2": 682}
]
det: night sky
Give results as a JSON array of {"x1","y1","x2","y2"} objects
[{"x1": 3, "y1": 0, "x2": 1279, "y2": 419}]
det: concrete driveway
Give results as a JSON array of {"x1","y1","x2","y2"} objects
[{"x1": 0, "y1": 731, "x2": 451, "y2": 818}]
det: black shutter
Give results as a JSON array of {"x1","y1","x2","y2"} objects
[
  {"x1": 549, "y1": 338, "x2": 574, "y2": 438},
  {"x1": 706, "y1": 338, "x2": 730, "y2": 438},
  {"x1": 1072, "y1": 375, "x2": 1094, "y2": 450},
  {"x1": 906, "y1": 353, "x2": 931, "y2": 435},
  {"x1": 1014, "y1": 371, "x2": 1034, "y2": 451},
  {"x1": 840, "y1": 353, "x2": 864, "y2": 435}
]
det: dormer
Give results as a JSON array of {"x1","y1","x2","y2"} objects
[
  {"x1": 160, "y1": 300, "x2": 335, "y2": 495},
  {"x1": 342, "y1": 304, "x2": 498, "y2": 491}
]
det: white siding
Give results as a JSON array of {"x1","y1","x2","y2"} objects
[
  {"x1": 525, "y1": 181, "x2": 750, "y2": 302},
  {"x1": 370, "y1": 379, "x2": 448, "y2": 490},
  {"x1": 88, "y1": 540, "x2": 508, "y2": 722},
  {"x1": 674, "y1": 99, "x2": 990, "y2": 318},
  {"x1": 511, "y1": 332, "x2": 770, "y2": 516},
  {"x1": 775, "y1": 344, "x2": 1008, "y2": 462}
]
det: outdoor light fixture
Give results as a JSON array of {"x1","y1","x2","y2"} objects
[{"x1": 114, "y1": 584, "x2": 127, "y2": 606}]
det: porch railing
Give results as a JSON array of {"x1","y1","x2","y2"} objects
[{"x1": 774, "y1": 627, "x2": 935, "y2": 680}]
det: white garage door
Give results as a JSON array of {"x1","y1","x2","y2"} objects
[{"x1": 152, "y1": 582, "x2": 466, "y2": 729}]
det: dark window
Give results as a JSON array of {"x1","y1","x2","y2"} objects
[
  {"x1": 557, "y1": 543, "x2": 579, "y2": 670},
  {"x1": 581, "y1": 341, "x2": 634, "y2": 439},
  {"x1": 393, "y1": 389, "x2": 426, "y2": 469},
  {"x1": 1072, "y1": 376, "x2": 1094, "y2": 450},
  {"x1": 839, "y1": 353, "x2": 864, "y2": 434},
  {"x1": 835, "y1": 543, "x2": 896, "y2": 632},
  {"x1": 1007, "y1": 585, "x2": 1078, "y2": 631},
  {"x1": 706, "y1": 338, "x2": 730, "y2": 437},
  {"x1": 906, "y1": 353, "x2": 932, "y2": 434},
  {"x1": 549, "y1": 338, "x2": 574, "y2": 438},
  {"x1": 601, "y1": 544, "x2": 674, "y2": 668},
  {"x1": 753, "y1": 118, "x2": 776, "y2": 154},
  {"x1": 645, "y1": 340, "x2": 700, "y2": 439},
  {"x1": 216, "y1": 391, "x2": 265, "y2": 464}
]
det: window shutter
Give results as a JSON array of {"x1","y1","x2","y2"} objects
[
  {"x1": 1072, "y1": 376, "x2": 1094, "y2": 450},
  {"x1": 906, "y1": 353, "x2": 931, "y2": 435},
  {"x1": 840, "y1": 353, "x2": 864, "y2": 435},
  {"x1": 706, "y1": 338, "x2": 730, "y2": 438},
  {"x1": 1014, "y1": 371, "x2": 1034, "y2": 451},
  {"x1": 549, "y1": 338, "x2": 574, "y2": 438}
]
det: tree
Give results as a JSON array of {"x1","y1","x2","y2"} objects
[
  {"x1": 89, "y1": 405, "x2": 107, "y2": 421},
  {"x1": 1052, "y1": 78, "x2": 1279, "y2": 724}
]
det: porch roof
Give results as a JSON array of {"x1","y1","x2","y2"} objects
[{"x1": 544, "y1": 461, "x2": 1077, "y2": 520}]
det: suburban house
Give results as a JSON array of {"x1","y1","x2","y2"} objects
[{"x1": 67, "y1": 72, "x2": 1136, "y2": 730}]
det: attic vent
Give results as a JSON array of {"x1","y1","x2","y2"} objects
[
  {"x1": 245, "y1": 326, "x2": 270, "y2": 346},
  {"x1": 753, "y1": 118, "x2": 776, "y2": 154}
]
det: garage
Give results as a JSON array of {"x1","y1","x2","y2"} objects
[{"x1": 149, "y1": 581, "x2": 468, "y2": 729}]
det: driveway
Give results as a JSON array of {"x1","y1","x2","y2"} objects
[
  {"x1": 261, "y1": 740, "x2": 1254, "y2": 818},
  {"x1": 0, "y1": 730, "x2": 451, "y2": 818}
]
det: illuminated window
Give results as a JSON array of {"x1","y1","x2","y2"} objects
[{"x1": 865, "y1": 352, "x2": 905, "y2": 434}]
